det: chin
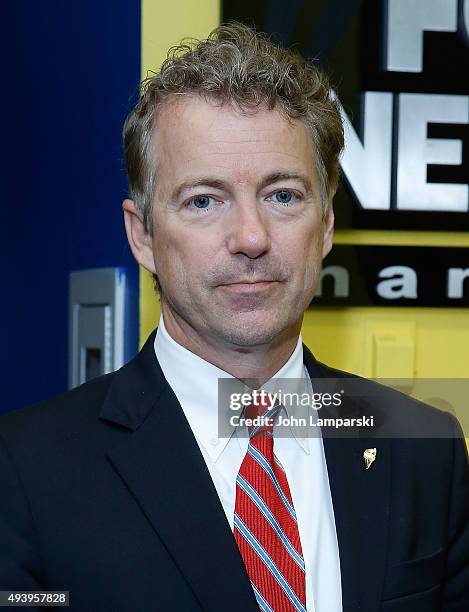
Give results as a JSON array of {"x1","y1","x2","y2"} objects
[{"x1": 214, "y1": 312, "x2": 293, "y2": 348}]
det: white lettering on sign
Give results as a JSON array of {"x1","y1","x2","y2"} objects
[
  {"x1": 337, "y1": 1, "x2": 469, "y2": 216},
  {"x1": 397, "y1": 94, "x2": 468, "y2": 211},
  {"x1": 315, "y1": 263, "x2": 468, "y2": 302},
  {"x1": 384, "y1": 0, "x2": 458, "y2": 72},
  {"x1": 340, "y1": 93, "x2": 469, "y2": 212},
  {"x1": 447, "y1": 268, "x2": 469, "y2": 298},
  {"x1": 377, "y1": 266, "x2": 418, "y2": 299},
  {"x1": 339, "y1": 92, "x2": 393, "y2": 210},
  {"x1": 316, "y1": 266, "x2": 350, "y2": 297}
]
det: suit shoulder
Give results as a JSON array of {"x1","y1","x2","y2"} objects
[
  {"x1": 313, "y1": 359, "x2": 462, "y2": 437},
  {"x1": 0, "y1": 372, "x2": 116, "y2": 441}
]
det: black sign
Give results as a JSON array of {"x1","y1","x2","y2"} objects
[
  {"x1": 314, "y1": 245, "x2": 469, "y2": 307},
  {"x1": 223, "y1": 0, "x2": 469, "y2": 231}
]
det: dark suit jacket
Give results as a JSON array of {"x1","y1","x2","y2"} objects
[{"x1": 1, "y1": 329, "x2": 468, "y2": 611}]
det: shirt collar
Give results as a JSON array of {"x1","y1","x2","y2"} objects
[{"x1": 154, "y1": 315, "x2": 311, "y2": 461}]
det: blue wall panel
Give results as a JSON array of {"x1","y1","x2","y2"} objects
[{"x1": 1, "y1": 1, "x2": 141, "y2": 413}]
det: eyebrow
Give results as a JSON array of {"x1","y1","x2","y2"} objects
[
  {"x1": 170, "y1": 172, "x2": 313, "y2": 202},
  {"x1": 170, "y1": 178, "x2": 227, "y2": 203},
  {"x1": 258, "y1": 172, "x2": 313, "y2": 194}
]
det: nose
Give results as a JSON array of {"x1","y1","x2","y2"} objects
[{"x1": 226, "y1": 199, "x2": 271, "y2": 259}]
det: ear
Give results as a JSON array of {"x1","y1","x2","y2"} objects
[
  {"x1": 122, "y1": 199, "x2": 157, "y2": 274},
  {"x1": 322, "y1": 200, "x2": 334, "y2": 259}
]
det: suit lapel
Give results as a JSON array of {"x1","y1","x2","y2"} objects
[
  {"x1": 100, "y1": 331, "x2": 258, "y2": 612},
  {"x1": 303, "y1": 346, "x2": 391, "y2": 612}
]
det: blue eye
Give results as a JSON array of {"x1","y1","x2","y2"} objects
[
  {"x1": 188, "y1": 195, "x2": 214, "y2": 210},
  {"x1": 272, "y1": 190, "x2": 294, "y2": 205}
]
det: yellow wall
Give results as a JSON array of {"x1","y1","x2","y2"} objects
[
  {"x1": 139, "y1": 0, "x2": 220, "y2": 345},
  {"x1": 302, "y1": 307, "x2": 469, "y2": 378}
]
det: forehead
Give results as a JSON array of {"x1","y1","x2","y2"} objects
[{"x1": 153, "y1": 95, "x2": 317, "y2": 186}]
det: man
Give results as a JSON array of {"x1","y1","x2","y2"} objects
[{"x1": 0, "y1": 23, "x2": 468, "y2": 612}]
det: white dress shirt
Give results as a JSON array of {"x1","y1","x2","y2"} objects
[{"x1": 154, "y1": 315, "x2": 342, "y2": 612}]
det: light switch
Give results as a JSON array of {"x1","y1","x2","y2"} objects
[
  {"x1": 363, "y1": 320, "x2": 417, "y2": 381},
  {"x1": 372, "y1": 330, "x2": 415, "y2": 379}
]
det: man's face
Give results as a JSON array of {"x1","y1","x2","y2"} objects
[{"x1": 148, "y1": 96, "x2": 333, "y2": 348}]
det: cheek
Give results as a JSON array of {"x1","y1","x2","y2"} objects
[
  {"x1": 290, "y1": 224, "x2": 323, "y2": 270},
  {"x1": 153, "y1": 228, "x2": 215, "y2": 284},
  {"x1": 290, "y1": 227, "x2": 324, "y2": 290}
]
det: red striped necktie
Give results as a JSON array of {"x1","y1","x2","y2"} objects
[{"x1": 234, "y1": 398, "x2": 307, "y2": 612}]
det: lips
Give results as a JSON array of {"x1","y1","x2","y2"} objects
[
  {"x1": 219, "y1": 280, "x2": 278, "y2": 293},
  {"x1": 223, "y1": 280, "x2": 272, "y2": 285}
]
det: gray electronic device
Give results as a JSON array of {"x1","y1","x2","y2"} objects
[{"x1": 69, "y1": 268, "x2": 126, "y2": 388}]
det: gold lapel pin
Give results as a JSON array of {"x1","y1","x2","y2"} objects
[{"x1": 363, "y1": 448, "x2": 377, "y2": 470}]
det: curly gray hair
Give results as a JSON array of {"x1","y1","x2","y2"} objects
[{"x1": 123, "y1": 22, "x2": 344, "y2": 233}]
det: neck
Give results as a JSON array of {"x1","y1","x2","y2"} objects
[{"x1": 161, "y1": 304, "x2": 301, "y2": 388}]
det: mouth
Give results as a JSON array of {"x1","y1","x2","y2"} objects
[{"x1": 220, "y1": 280, "x2": 278, "y2": 292}]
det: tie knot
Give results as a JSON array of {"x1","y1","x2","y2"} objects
[{"x1": 244, "y1": 392, "x2": 281, "y2": 439}]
